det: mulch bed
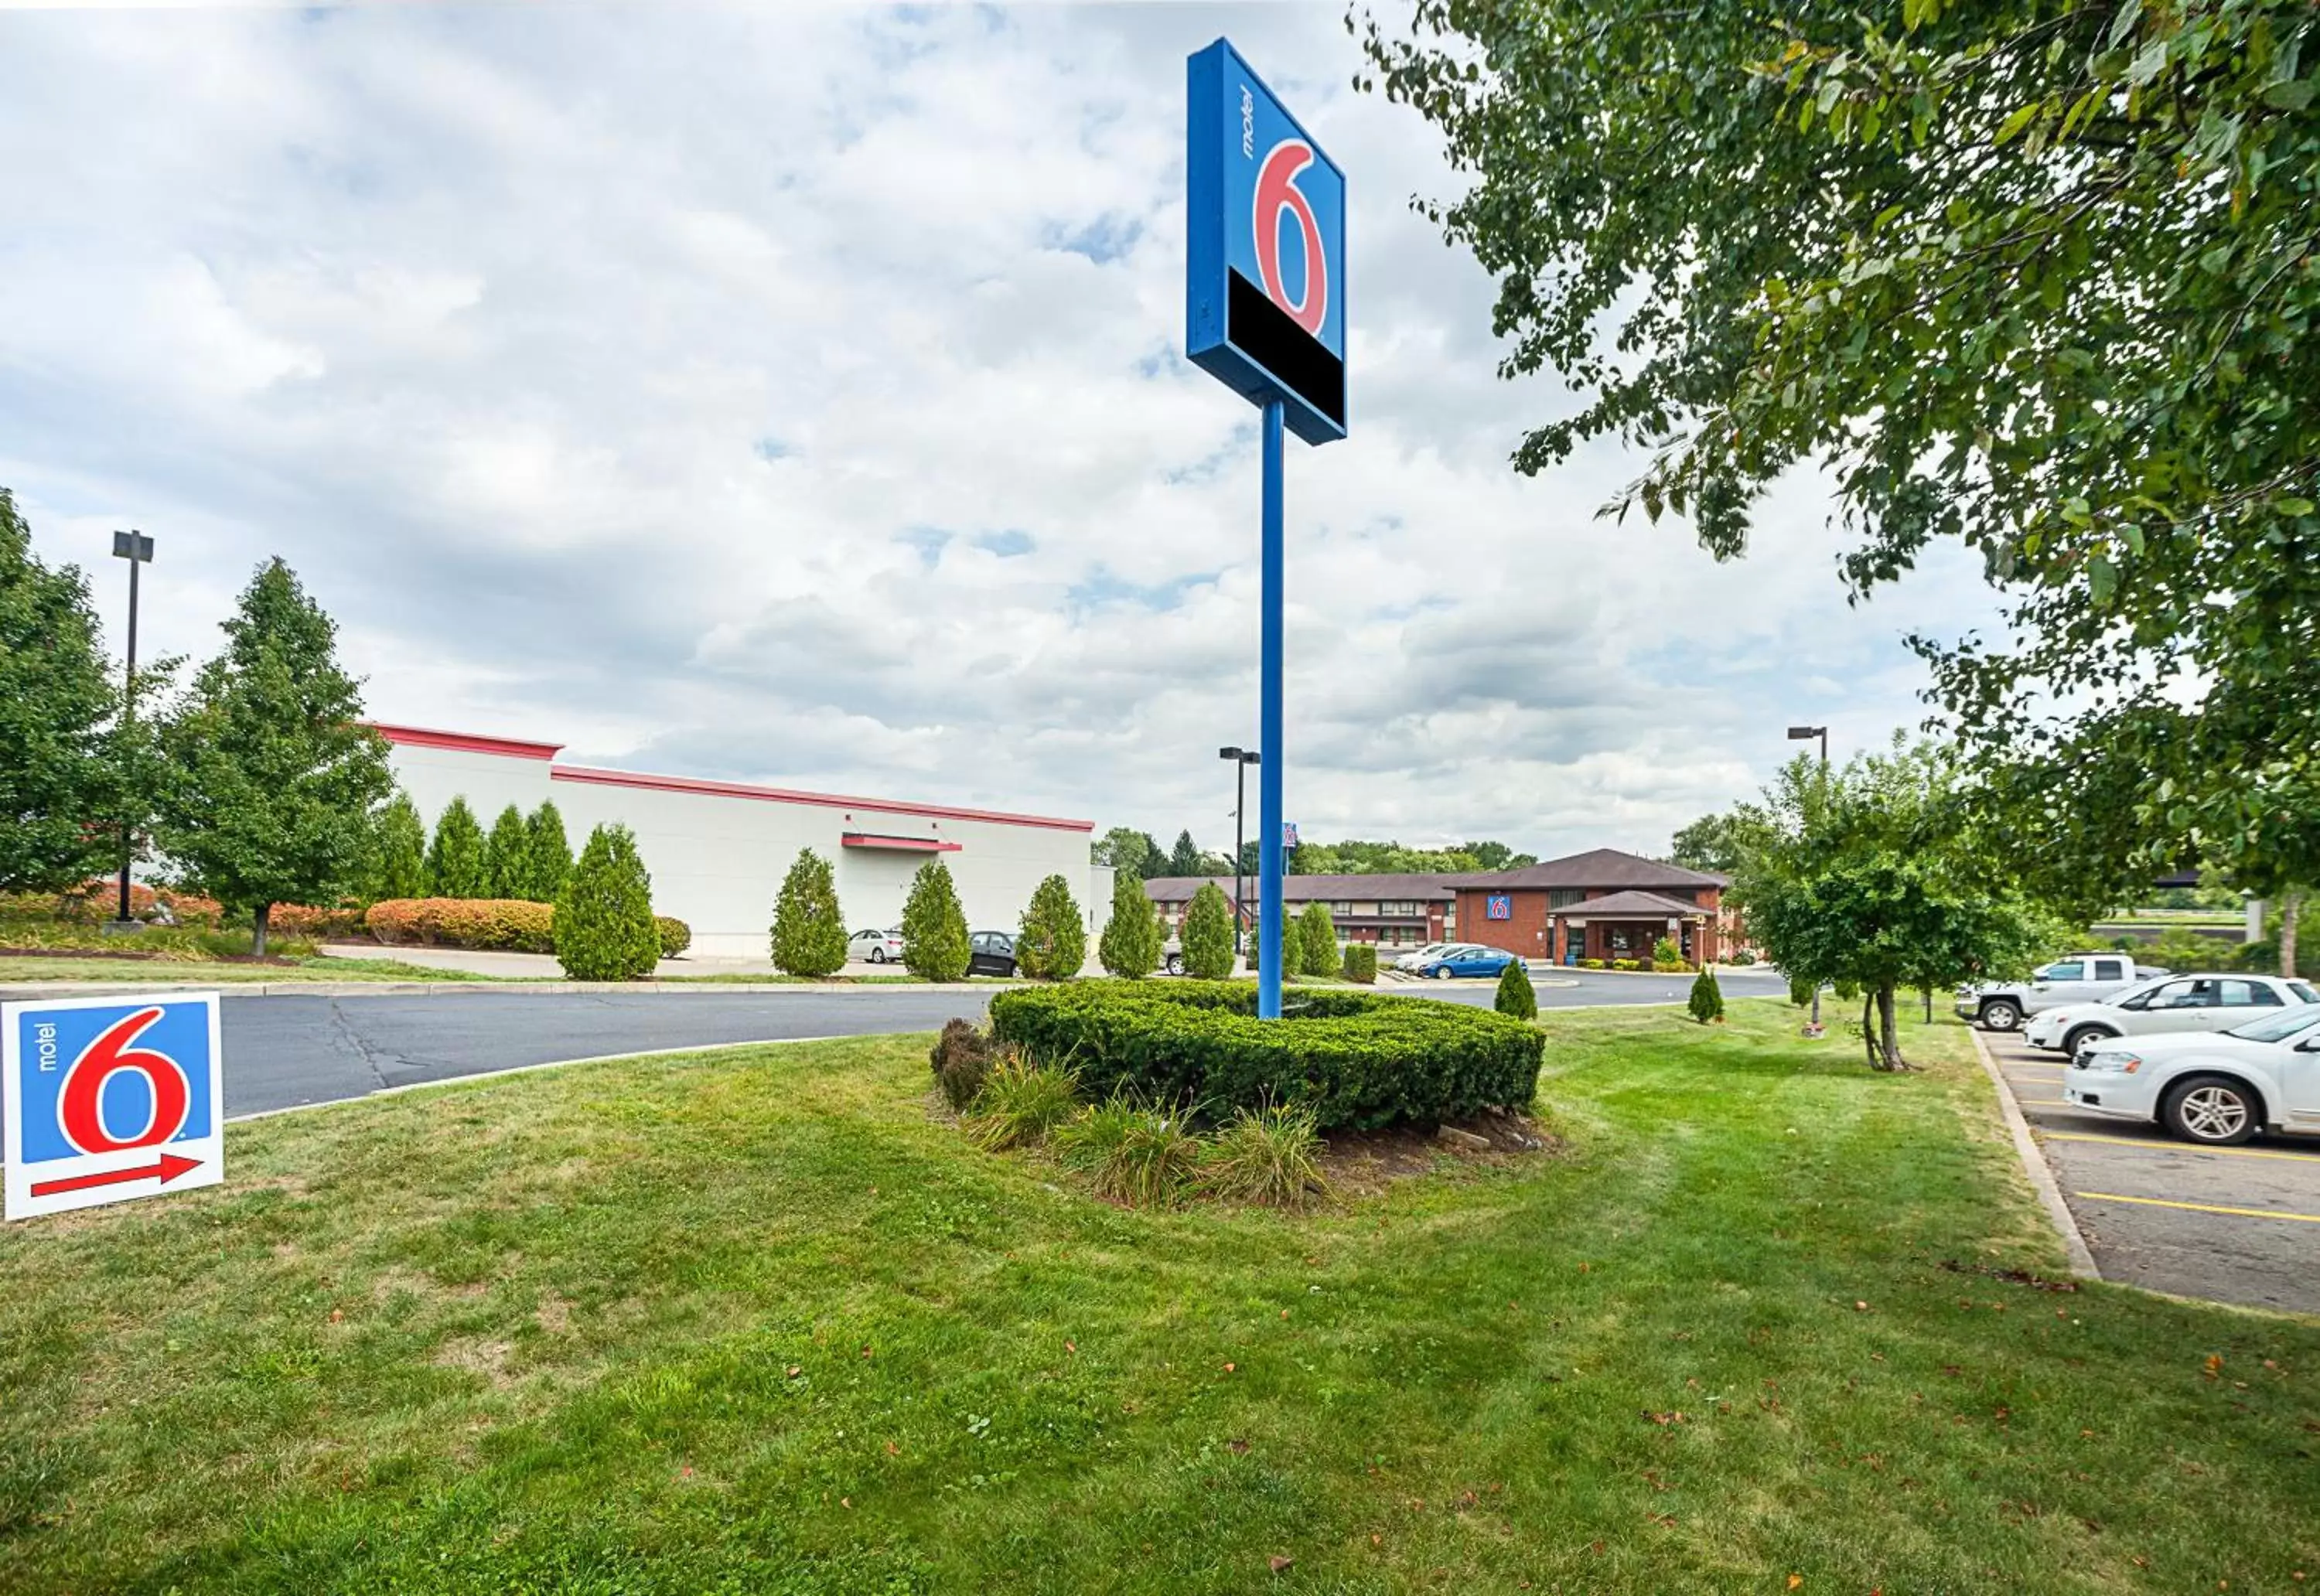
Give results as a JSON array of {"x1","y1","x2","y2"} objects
[{"x1": 1319, "y1": 1108, "x2": 1559, "y2": 1196}]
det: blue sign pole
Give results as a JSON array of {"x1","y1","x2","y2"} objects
[{"x1": 1257, "y1": 398, "x2": 1286, "y2": 1018}]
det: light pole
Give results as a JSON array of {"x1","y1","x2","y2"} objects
[
  {"x1": 109, "y1": 530, "x2": 155, "y2": 932},
  {"x1": 1219, "y1": 746, "x2": 1259, "y2": 957},
  {"x1": 1785, "y1": 723, "x2": 1829, "y2": 1028}
]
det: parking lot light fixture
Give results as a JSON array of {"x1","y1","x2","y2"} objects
[
  {"x1": 1220, "y1": 746, "x2": 1259, "y2": 955},
  {"x1": 1786, "y1": 725, "x2": 1829, "y2": 766},
  {"x1": 108, "y1": 530, "x2": 155, "y2": 932}
]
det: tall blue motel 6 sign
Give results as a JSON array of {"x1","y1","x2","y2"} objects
[
  {"x1": 1186, "y1": 39, "x2": 1346, "y2": 1019},
  {"x1": 5, "y1": 991, "x2": 225, "y2": 1221}
]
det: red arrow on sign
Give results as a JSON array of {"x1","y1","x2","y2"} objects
[{"x1": 30, "y1": 1152, "x2": 203, "y2": 1199}]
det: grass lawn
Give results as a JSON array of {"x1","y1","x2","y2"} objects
[
  {"x1": 4, "y1": 1002, "x2": 2315, "y2": 1593},
  {"x1": 0, "y1": 953, "x2": 490, "y2": 984}
]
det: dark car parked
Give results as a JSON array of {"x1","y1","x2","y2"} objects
[{"x1": 967, "y1": 931, "x2": 1018, "y2": 977}]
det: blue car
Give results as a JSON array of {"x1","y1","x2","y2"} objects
[{"x1": 1413, "y1": 945, "x2": 1522, "y2": 980}]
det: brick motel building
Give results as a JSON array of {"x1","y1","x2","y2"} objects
[{"x1": 1145, "y1": 848, "x2": 1736, "y2": 965}]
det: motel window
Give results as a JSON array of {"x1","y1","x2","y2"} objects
[
  {"x1": 1379, "y1": 899, "x2": 1418, "y2": 916},
  {"x1": 1547, "y1": 889, "x2": 1584, "y2": 909},
  {"x1": 1329, "y1": 901, "x2": 1354, "y2": 915}
]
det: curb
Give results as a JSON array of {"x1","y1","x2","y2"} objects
[
  {"x1": 1968, "y1": 1025, "x2": 2101, "y2": 1280},
  {"x1": 0, "y1": 979, "x2": 1029, "y2": 1002}
]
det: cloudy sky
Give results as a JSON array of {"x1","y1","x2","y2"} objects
[{"x1": 1, "y1": 1, "x2": 2003, "y2": 858}]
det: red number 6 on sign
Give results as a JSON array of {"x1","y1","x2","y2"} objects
[
  {"x1": 58, "y1": 1008, "x2": 189, "y2": 1154},
  {"x1": 1254, "y1": 138, "x2": 1328, "y2": 336}
]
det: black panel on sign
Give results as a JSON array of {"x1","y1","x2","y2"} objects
[{"x1": 1227, "y1": 269, "x2": 1345, "y2": 428}]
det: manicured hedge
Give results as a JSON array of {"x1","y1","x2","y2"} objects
[
  {"x1": 362, "y1": 897, "x2": 694, "y2": 961},
  {"x1": 366, "y1": 898, "x2": 556, "y2": 953},
  {"x1": 987, "y1": 979, "x2": 1544, "y2": 1131}
]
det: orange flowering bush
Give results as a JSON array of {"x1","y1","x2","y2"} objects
[{"x1": 364, "y1": 898, "x2": 555, "y2": 953}]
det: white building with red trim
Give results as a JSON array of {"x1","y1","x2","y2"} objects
[{"x1": 373, "y1": 724, "x2": 1102, "y2": 960}]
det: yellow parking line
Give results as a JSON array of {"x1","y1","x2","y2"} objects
[
  {"x1": 2045, "y1": 1132, "x2": 2320, "y2": 1163},
  {"x1": 2073, "y1": 1191, "x2": 2320, "y2": 1224}
]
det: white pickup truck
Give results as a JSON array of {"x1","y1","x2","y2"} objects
[{"x1": 1957, "y1": 953, "x2": 2168, "y2": 1032}]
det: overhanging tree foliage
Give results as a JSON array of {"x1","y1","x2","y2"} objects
[
  {"x1": 151, "y1": 560, "x2": 392, "y2": 953},
  {"x1": 1362, "y1": 0, "x2": 2320, "y2": 916},
  {"x1": 0, "y1": 489, "x2": 123, "y2": 892},
  {"x1": 1726, "y1": 739, "x2": 2050, "y2": 1069}
]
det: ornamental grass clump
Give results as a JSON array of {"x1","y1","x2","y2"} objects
[
  {"x1": 1202, "y1": 1103, "x2": 1326, "y2": 1209},
  {"x1": 962, "y1": 1055, "x2": 1077, "y2": 1151},
  {"x1": 1055, "y1": 1096, "x2": 1203, "y2": 1209}
]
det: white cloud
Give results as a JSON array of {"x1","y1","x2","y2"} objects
[{"x1": 0, "y1": 2, "x2": 2004, "y2": 858}]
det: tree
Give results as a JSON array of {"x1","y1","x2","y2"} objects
[
  {"x1": 1278, "y1": 911, "x2": 1307, "y2": 981},
  {"x1": 425, "y1": 796, "x2": 488, "y2": 899},
  {"x1": 1688, "y1": 967, "x2": 1726, "y2": 1025},
  {"x1": 367, "y1": 793, "x2": 428, "y2": 902},
  {"x1": 1099, "y1": 868, "x2": 1165, "y2": 977},
  {"x1": 1296, "y1": 901, "x2": 1340, "y2": 978},
  {"x1": 554, "y1": 822, "x2": 660, "y2": 980},
  {"x1": 484, "y1": 803, "x2": 529, "y2": 899},
  {"x1": 901, "y1": 858, "x2": 971, "y2": 982},
  {"x1": 769, "y1": 847, "x2": 848, "y2": 977},
  {"x1": 1015, "y1": 874, "x2": 1087, "y2": 980},
  {"x1": 151, "y1": 559, "x2": 391, "y2": 954},
  {"x1": 1096, "y1": 827, "x2": 1167, "y2": 880},
  {"x1": 1669, "y1": 810, "x2": 1769, "y2": 876},
  {"x1": 1496, "y1": 958, "x2": 1537, "y2": 1021},
  {"x1": 522, "y1": 800, "x2": 573, "y2": 903},
  {"x1": 1362, "y1": 2, "x2": 2320, "y2": 920},
  {"x1": 1180, "y1": 882, "x2": 1236, "y2": 979},
  {"x1": 0, "y1": 489, "x2": 123, "y2": 892},
  {"x1": 1167, "y1": 829, "x2": 1206, "y2": 878},
  {"x1": 1727, "y1": 739, "x2": 2049, "y2": 1070}
]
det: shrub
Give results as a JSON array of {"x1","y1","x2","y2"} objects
[
  {"x1": 1728, "y1": 948, "x2": 1758, "y2": 966},
  {"x1": 52, "y1": 880, "x2": 226, "y2": 928},
  {"x1": 368, "y1": 794, "x2": 428, "y2": 903},
  {"x1": 1494, "y1": 958, "x2": 1537, "y2": 1021},
  {"x1": 769, "y1": 847, "x2": 848, "y2": 977},
  {"x1": 1652, "y1": 959, "x2": 1687, "y2": 973},
  {"x1": 930, "y1": 1018, "x2": 1001, "y2": 1110},
  {"x1": 1579, "y1": 957, "x2": 1604, "y2": 970},
  {"x1": 1789, "y1": 975, "x2": 1817, "y2": 1007},
  {"x1": 365, "y1": 897, "x2": 556, "y2": 953},
  {"x1": 1202, "y1": 1103, "x2": 1326, "y2": 1209},
  {"x1": 1017, "y1": 873, "x2": 1087, "y2": 980},
  {"x1": 1296, "y1": 902, "x2": 1340, "y2": 978},
  {"x1": 270, "y1": 902, "x2": 367, "y2": 939},
  {"x1": 657, "y1": 916, "x2": 691, "y2": 959},
  {"x1": 1180, "y1": 882, "x2": 1236, "y2": 980},
  {"x1": 425, "y1": 796, "x2": 490, "y2": 899},
  {"x1": 554, "y1": 824, "x2": 660, "y2": 980},
  {"x1": 1055, "y1": 1096, "x2": 1203, "y2": 1208},
  {"x1": 963, "y1": 1055, "x2": 1078, "y2": 1150},
  {"x1": 1341, "y1": 943, "x2": 1378, "y2": 984},
  {"x1": 902, "y1": 858, "x2": 971, "y2": 982},
  {"x1": 485, "y1": 804, "x2": 531, "y2": 899},
  {"x1": 1688, "y1": 967, "x2": 1726, "y2": 1024},
  {"x1": 1612, "y1": 958, "x2": 1642, "y2": 971},
  {"x1": 989, "y1": 980, "x2": 1545, "y2": 1131},
  {"x1": 1099, "y1": 869, "x2": 1164, "y2": 977},
  {"x1": 523, "y1": 801, "x2": 573, "y2": 904},
  {"x1": 1653, "y1": 936, "x2": 1682, "y2": 965}
]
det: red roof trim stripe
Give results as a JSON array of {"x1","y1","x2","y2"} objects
[
  {"x1": 367, "y1": 722, "x2": 564, "y2": 761},
  {"x1": 549, "y1": 764, "x2": 1093, "y2": 833},
  {"x1": 842, "y1": 833, "x2": 964, "y2": 853}
]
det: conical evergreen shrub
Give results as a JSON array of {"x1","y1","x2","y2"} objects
[
  {"x1": 554, "y1": 823, "x2": 660, "y2": 980},
  {"x1": 1098, "y1": 868, "x2": 1163, "y2": 977},
  {"x1": 1495, "y1": 957, "x2": 1538, "y2": 1021},
  {"x1": 902, "y1": 858, "x2": 971, "y2": 981},
  {"x1": 523, "y1": 801, "x2": 573, "y2": 903},
  {"x1": 484, "y1": 803, "x2": 529, "y2": 899},
  {"x1": 1689, "y1": 966, "x2": 1726, "y2": 1024},
  {"x1": 769, "y1": 847, "x2": 848, "y2": 977},
  {"x1": 425, "y1": 796, "x2": 489, "y2": 899},
  {"x1": 1016, "y1": 873, "x2": 1087, "y2": 980}
]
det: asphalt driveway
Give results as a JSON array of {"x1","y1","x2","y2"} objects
[
  {"x1": 213, "y1": 966, "x2": 1791, "y2": 1120},
  {"x1": 1982, "y1": 1026, "x2": 2320, "y2": 1315}
]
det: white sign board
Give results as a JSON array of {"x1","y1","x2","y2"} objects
[{"x1": 5, "y1": 991, "x2": 224, "y2": 1221}]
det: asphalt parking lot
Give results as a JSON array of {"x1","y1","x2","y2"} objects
[{"x1": 1981, "y1": 1026, "x2": 2320, "y2": 1315}]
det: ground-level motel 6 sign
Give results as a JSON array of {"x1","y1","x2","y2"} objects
[
  {"x1": 5, "y1": 992, "x2": 224, "y2": 1221},
  {"x1": 1186, "y1": 39, "x2": 1345, "y2": 1021}
]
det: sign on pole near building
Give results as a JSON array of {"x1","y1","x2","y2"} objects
[
  {"x1": 4, "y1": 992, "x2": 224, "y2": 1221},
  {"x1": 1186, "y1": 38, "x2": 1345, "y2": 1020}
]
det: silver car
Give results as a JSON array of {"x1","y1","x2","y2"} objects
[{"x1": 847, "y1": 927, "x2": 904, "y2": 963}]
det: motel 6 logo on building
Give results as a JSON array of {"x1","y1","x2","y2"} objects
[{"x1": 5, "y1": 992, "x2": 224, "y2": 1220}]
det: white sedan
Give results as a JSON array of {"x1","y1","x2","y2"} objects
[
  {"x1": 847, "y1": 927, "x2": 904, "y2": 963},
  {"x1": 2065, "y1": 1004, "x2": 2320, "y2": 1144},
  {"x1": 2024, "y1": 973, "x2": 2320, "y2": 1058},
  {"x1": 1394, "y1": 943, "x2": 1461, "y2": 970}
]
